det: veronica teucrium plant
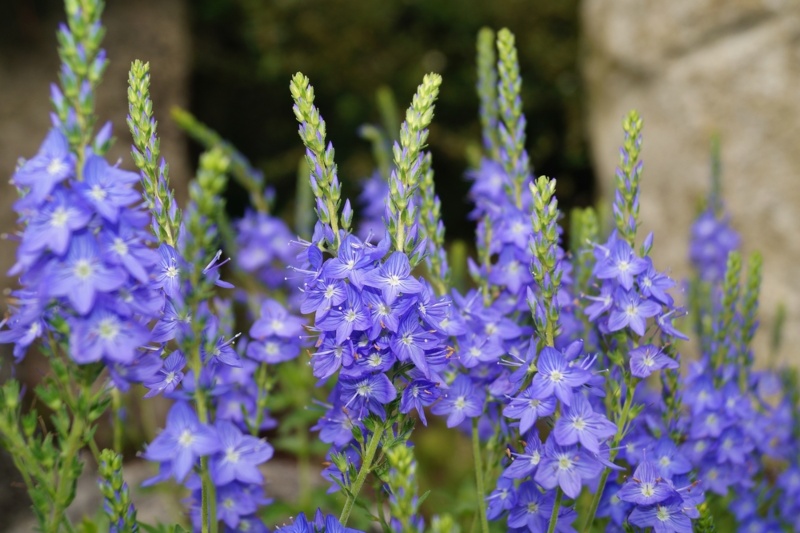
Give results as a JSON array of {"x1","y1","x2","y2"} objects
[{"x1": 2, "y1": 1, "x2": 800, "y2": 531}]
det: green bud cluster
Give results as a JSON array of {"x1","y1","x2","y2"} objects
[
  {"x1": 418, "y1": 152, "x2": 449, "y2": 294},
  {"x1": 476, "y1": 27, "x2": 500, "y2": 160},
  {"x1": 127, "y1": 60, "x2": 182, "y2": 247},
  {"x1": 529, "y1": 176, "x2": 562, "y2": 347},
  {"x1": 614, "y1": 110, "x2": 644, "y2": 246},
  {"x1": 290, "y1": 73, "x2": 343, "y2": 252},
  {"x1": 386, "y1": 444, "x2": 420, "y2": 533},
  {"x1": 496, "y1": 29, "x2": 528, "y2": 209},
  {"x1": 387, "y1": 73, "x2": 442, "y2": 256},
  {"x1": 98, "y1": 449, "x2": 138, "y2": 533},
  {"x1": 55, "y1": 0, "x2": 107, "y2": 158}
]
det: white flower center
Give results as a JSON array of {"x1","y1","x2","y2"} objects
[
  {"x1": 112, "y1": 238, "x2": 129, "y2": 255},
  {"x1": 549, "y1": 370, "x2": 564, "y2": 383},
  {"x1": 178, "y1": 429, "x2": 194, "y2": 447},
  {"x1": 47, "y1": 157, "x2": 68, "y2": 176},
  {"x1": 165, "y1": 266, "x2": 179, "y2": 279},
  {"x1": 656, "y1": 506, "x2": 670, "y2": 522},
  {"x1": 89, "y1": 184, "x2": 107, "y2": 201},
  {"x1": 74, "y1": 259, "x2": 94, "y2": 280},
  {"x1": 50, "y1": 207, "x2": 70, "y2": 227},
  {"x1": 97, "y1": 318, "x2": 120, "y2": 341},
  {"x1": 224, "y1": 446, "x2": 240, "y2": 464}
]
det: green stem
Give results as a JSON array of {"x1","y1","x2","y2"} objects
[
  {"x1": 111, "y1": 387, "x2": 123, "y2": 453},
  {"x1": 340, "y1": 422, "x2": 386, "y2": 525},
  {"x1": 547, "y1": 488, "x2": 563, "y2": 533},
  {"x1": 472, "y1": 418, "x2": 490, "y2": 533},
  {"x1": 581, "y1": 377, "x2": 636, "y2": 532},
  {"x1": 49, "y1": 415, "x2": 85, "y2": 533}
]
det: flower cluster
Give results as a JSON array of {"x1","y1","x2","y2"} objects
[{"x1": 4, "y1": 2, "x2": 800, "y2": 533}]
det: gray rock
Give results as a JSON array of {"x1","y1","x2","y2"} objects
[{"x1": 581, "y1": 0, "x2": 800, "y2": 362}]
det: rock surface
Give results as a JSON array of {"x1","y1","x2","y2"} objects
[{"x1": 581, "y1": 0, "x2": 800, "y2": 363}]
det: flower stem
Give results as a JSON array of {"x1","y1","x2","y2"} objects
[
  {"x1": 340, "y1": 422, "x2": 386, "y2": 525},
  {"x1": 581, "y1": 374, "x2": 636, "y2": 532},
  {"x1": 547, "y1": 487, "x2": 563, "y2": 533},
  {"x1": 472, "y1": 418, "x2": 490, "y2": 533}
]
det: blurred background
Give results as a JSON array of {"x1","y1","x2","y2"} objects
[{"x1": 1, "y1": 0, "x2": 799, "y2": 528}]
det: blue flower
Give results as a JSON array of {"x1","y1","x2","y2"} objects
[
  {"x1": 594, "y1": 239, "x2": 648, "y2": 290},
  {"x1": 607, "y1": 288, "x2": 661, "y2": 336},
  {"x1": 143, "y1": 350, "x2": 185, "y2": 398},
  {"x1": 629, "y1": 345, "x2": 679, "y2": 378},
  {"x1": 210, "y1": 420, "x2": 274, "y2": 485},
  {"x1": 627, "y1": 495, "x2": 692, "y2": 533},
  {"x1": 618, "y1": 461, "x2": 678, "y2": 506},
  {"x1": 431, "y1": 375, "x2": 485, "y2": 428},
  {"x1": 503, "y1": 435, "x2": 543, "y2": 479},
  {"x1": 46, "y1": 233, "x2": 126, "y2": 315},
  {"x1": 362, "y1": 251, "x2": 423, "y2": 304},
  {"x1": 339, "y1": 373, "x2": 397, "y2": 420},
  {"x1": 530, "y1": 346, "x2": 591, "y2": 406},
  {"x1": 534, "y1": 437, "x2": 602, "y2": 499},
  {"x1": 399, "y1": 377, "x2": 440, "y2": 426},
  {"x1": 552, "y1": 395, "x2": 616, "y2": 454},
  {"x1": 503, "y1": 386, "x2": 556, "y2": 435},
  {"x1": 11, "y1": 128, "x2": 74, "y2": 206},
  {"x1": 506, "y1": 481, "x2": 554, "y2": 531},
  {"x1": 143, "y1": 402, "x2": 221, "y2": 481},
  {"x1": 69, "y1": 307, "x2": 150, "y2": 364},
  {"x1": 76, "y1": 155, "x2": 140, "y2": 222}
]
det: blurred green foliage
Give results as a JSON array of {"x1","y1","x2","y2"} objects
[{"x1": 189, "y1": 0, "x2": 594, "y2": 238}]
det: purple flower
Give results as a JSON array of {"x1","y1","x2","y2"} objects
[
  {"x1": 400, "y1": 378, "x2": 440, "y2": 426},
  {"x1": 301, "y1": 278, "x2": 347, "y2": 320},
  {"x1": 594, "y1": 239, "x2": 648, "y2": 290},
  {"x1": 143, "y1": 402, "x2": 221, "y2": 481},
  {"x1": 144, "y1": 350, "x2": 186, "y2": 398},
  {"x1": 250, "y1": 299, "x2": 305, "y2": 339},
  {"x1": 503, "y1": 386, "x2": 557, "y2": 435},
  {"x1": 362, "y1": 251, "x2": 423, "y2": 304},
  {"x1": 628, "y1": 496, "x2": 693, "y2": 533},
  {"x1": 316, "y1": 285, "x2": 371, "y2": 344},
  {"x1": 553, "y1": 395, "x2": 616, "y2": 454},
  {"x1": 339, "y1": 373, "x2": 397, "y2": 420},
  {"x1": 534, "y1": 438, "x2": 602, "y2": 499},
  {"x1": 503, "y1": 435, "x2": 543, "y2": 479},
  {"x1": 46, "y1": 233, "x2": 126, "y2": 315},
  {"x1": 76, "y1": 155, "x2": 140, "y2": 222},
  {"x1": 69, "y1": 308, "x2": 150, "y2": 364},
  {"x1": 389, "y1": 313, "x2": 439, "y2": 376},
  {"x1": 629, "y1": 345, "x2": 679, "y2": 378},
  {"x1": 210, "y1": 420, "x2": 274, "y2": 485},
  {"x1": 506, "y1": 481, "x2": 554, "y2": 531},
  {"x1": 530, "y1": 346, "x2": 591, "y2": 406},
  {"x1": 431, "y1": 375, "x2": 485, "y2": 428},
  {"x1": 18, "y1": 189, "x2": 91, "y2": 259},
  {"x1": 11, "y1": 128, "x2": 74, "y2": 206},
  {"x1": 486, "y1": 477, "x2": 516, "y2": 520},
  {"x1": 618, "y1": 461, "x2": 678, "y2": 506},
  {"x1": 322, "y1": 234, "x2": 374, "y2": 288},
  {"x1": 153, "y1": 244, "x2": 183, "y2": 298},
  {"x1": 607, "y1": 288, "x2": 661, "y2": 336}
]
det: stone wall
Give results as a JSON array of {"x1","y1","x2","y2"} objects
[{"x1": 581, "y1": 0, "x2": 800, "y2": 364}]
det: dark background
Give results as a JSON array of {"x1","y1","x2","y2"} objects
[{"x1": 2, "y1": 0, "x2": 595, "y2": 234}]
